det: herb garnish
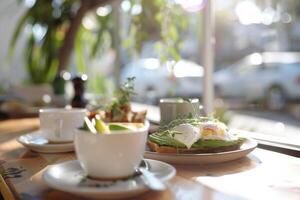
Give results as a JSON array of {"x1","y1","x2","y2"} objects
[
  {"x1": 106, "y1": 77, "x2": 137, "y2": 122},
  {"x1": 158, "y1": 117, "x2": 216, "y2": 133}
]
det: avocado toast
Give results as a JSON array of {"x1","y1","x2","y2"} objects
[{"x1": 148, "y1": 118, "x2": 245, "y2": 154}]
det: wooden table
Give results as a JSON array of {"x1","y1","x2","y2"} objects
[{"x1": 1, "y1": 118, "x2": 300, "y2": 200}]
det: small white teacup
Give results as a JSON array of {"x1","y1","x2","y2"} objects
[
  {"x1": 74, "y1": 122, "x2": 149, "y2": 179},
  {"x1": 159, "y1": 98, "x2": 203, "y2": 124},
  {"x1": 39, "y1": 108, "x2": 86, "y2": 143}
]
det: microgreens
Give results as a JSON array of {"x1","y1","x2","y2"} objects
[{"x1": 158, "y1": 116, "x2": 218, "y2": 133}]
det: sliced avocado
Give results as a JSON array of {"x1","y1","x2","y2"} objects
[
  {"x1": 149, "y1": 133, "x2": 186, "y2": 148},
  {"x1": 149, "y1": 132, "x2": 245, "y2": 148},
  {"x1": 95, "y1": 118, "x2": 110, "y2": 134},
  {"x1": 192, "y1": 138, "x2": 245, "y2": 148},
  {"x1": 108, "y1": 124, "x2": 131, "y2": 131}
]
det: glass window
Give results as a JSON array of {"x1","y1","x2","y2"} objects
[{"x1": 1, "y1": 0, "x2": 300, "y2": 151}]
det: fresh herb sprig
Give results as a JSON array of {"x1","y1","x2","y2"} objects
[
  {"x1": 158, "y1": 117, "x2": 218, "y2": 133},
  {"x1": 107, "y1": 77, "x2": 136, "y2": 120},
  {"x1": 117, "y1": 77, "x2": 136, "y2": 106}
]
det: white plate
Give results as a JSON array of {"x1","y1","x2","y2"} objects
[
  {"x1": 17, "y1": 131, "x2": 74, "y2": 153},
  {"x1": 43, "y1": 159, "x2": 176, "y2": 199},
  {"x1": 144, "y1": 138, "x2": 257, "y2": 165}
]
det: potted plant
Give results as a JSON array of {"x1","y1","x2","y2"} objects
[{"x1": 9, "y1": 0, "x2": 187, "y2": 101}]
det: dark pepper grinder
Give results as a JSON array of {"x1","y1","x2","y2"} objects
[{"x1": 71, "y1": 75, "x2": 87, "y2": 108}]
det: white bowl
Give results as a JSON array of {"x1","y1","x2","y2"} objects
[{"x1": 74, "y1": 122, "x2": 149, "y2": 179}]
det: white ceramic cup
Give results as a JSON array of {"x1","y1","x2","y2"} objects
[
  {"x1": 39, "y1": 108, "x2": 86, "y2": 143},
  {"x1": 159, "y1": 98, "x2": 203, "y2": 124},
  {"x1": 74, "y1": 122, "x2": 149, "y2": 179}
]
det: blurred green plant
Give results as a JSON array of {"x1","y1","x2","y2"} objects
[
  {"x1": 0, "y1": 86, "x2": 6, "y2": 95},
  {"x1": 88, "y1": 73, "x2": 113, "y2": 95},
  {"x1": 8, "y1": 0, "x2": 80, "y2": 84},
  {"x1": 9, "y1": 0, "x2": 187, "y2": 87},
  {"x1": 124, "y1": 0, "x2": 188, "y2": 62},
  {"x1": 154, "y1": 0, "x2": 188, "y2": 62}
]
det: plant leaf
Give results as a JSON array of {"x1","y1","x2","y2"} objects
[
  {"x1": 7, "y1": 10, "x2": 31, "y2": 60},
  {"x1": 90, "y1": 15, "x2": 111, "y2": 58},
  {"x1": 75, "y1": 27, "x2": 86, "y2": 73}
]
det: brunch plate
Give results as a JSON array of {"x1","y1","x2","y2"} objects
[
  {"x1": 144, "y1": 138, "x2": 257, "y2": 165},
  {"x1": 17, "y1": 131, "x2": 74, "y2": 153},
  {"x1": 43, "y1": 159, "x2": 176, "y2": 199}
]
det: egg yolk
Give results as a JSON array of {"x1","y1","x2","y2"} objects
[{"x1": 201, "y1": 125, "x2": 226, "y2": 137}]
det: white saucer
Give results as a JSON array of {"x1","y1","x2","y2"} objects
[
  {"x1": 43, "y1": 159, "x2": 176, "y2": 199},
  {"x1": 17, "y1": 131, "x2": 74, "y2": 153}
]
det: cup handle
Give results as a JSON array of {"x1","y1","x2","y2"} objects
[{"x1": 55, "y1": 119, "x2": 63, "y2": 139}]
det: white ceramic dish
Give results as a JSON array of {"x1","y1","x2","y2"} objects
[
  {"x1": 43, "y1": 159, "x2": 176, "y2": 199},
  {"x1": 74, "y1": 121, "x2": 150, "y2": 179},
  {"x1": 17, "y1": 131, "x2": 74, "y2": 153},
  {"x1": 144, "y1": 138, "x2": 257, "y2": 165}
]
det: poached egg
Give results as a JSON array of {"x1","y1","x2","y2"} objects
[
  {"x1": 171, "y1": 124, "x2": 201, "y2": 149},
  {"x1": 170, "y1": 121, "x2": 237, "y2": 149},
  {"x1": 200, "y1": 121, "x2": 236, "y2": 141}
]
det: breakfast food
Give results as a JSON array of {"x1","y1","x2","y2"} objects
[
  {"x1": 88, "y1": 77, "x2": 146, "y2": 123},
  {"x1": 80, "y1": 77, "x2": 147, "y2": 134},
  {"x1": 148, "y1": 118, "x2": 245, "y2": 153},
  {"x1": 81, "y1": 115, "x2": 145, "y2": 134}
]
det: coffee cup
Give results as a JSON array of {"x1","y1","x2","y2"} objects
[
  {"x1": 39, "y1": 108, "x2": 86, "y2": 143},
  {"x1": 74, "y1": 122, "x2": 149, "y2": 179},
  {"x1": 159, "y1": 98, "x2": 203, "y2": 124}
]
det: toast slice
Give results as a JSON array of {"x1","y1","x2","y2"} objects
[{"x1": 147, "y1": 140, "x2": 243, "y2": 154}]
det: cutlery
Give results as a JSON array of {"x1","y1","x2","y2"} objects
[{"x1": 137, "y1": 160, "x2": 166, "y2": 191}]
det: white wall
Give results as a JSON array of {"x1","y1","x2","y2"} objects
[{"x1": 0, "y1": 1, "x2": 27, "y2": 88}]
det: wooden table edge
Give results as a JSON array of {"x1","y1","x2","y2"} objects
[{"x1": 0, "y1": 173, "x2": 16, "y2": 200}]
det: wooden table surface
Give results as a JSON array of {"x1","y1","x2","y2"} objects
[{"x1": 0, "y1": 118, "x2": 300, "y2": 200}]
